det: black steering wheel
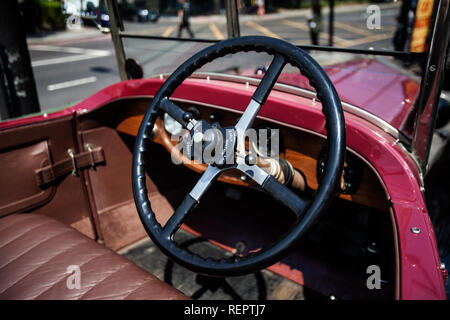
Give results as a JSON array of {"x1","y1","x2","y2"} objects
[{"x1": 132, "y1": 36, "x2": 345, "y2": 277}]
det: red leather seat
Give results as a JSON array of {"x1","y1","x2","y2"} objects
[{"x1": 0, "y1": 213, "x2": 188, "y2": 300}]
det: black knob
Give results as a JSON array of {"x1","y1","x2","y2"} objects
[
  {"x1": 187, "y1": 107, "x2": 200, "y2": 119},
  {"x1": 209, "y1": 112, "x2": 222, "y2": 126},
  {"x1": 182, "y1": 111, "x2": 194, "y2": 122},
  {"x1": 245, "y1": 153, "x2": 257, "y2": 166}
]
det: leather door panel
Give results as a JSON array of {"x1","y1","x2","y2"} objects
[
  {"x1": 0, "y1": 116, "x2": 95, "y2": 239},
  {"x1": 0, "y1": 140, "x2": 54, "y2": 216}
]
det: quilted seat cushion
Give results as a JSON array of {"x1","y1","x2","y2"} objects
[{"x1": 0, "y1": 213, "x2": 188, "y2": 300}]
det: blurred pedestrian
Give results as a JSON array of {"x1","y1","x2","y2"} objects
[
  {"x1": 308, "y1": 0, "x2": 322, "y2": 45},
  {"x1": 177, "y1": 0, "x2": 194, "y2": 38},
  {"x1": 257, "y1": 0, "x2": 265, "y2": 16}
]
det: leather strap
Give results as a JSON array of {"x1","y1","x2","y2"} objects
[{"x1": 35, "y1": 147, "x2": 105, "y2": 187}]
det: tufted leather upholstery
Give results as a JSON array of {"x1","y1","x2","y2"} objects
[{"x1": 0, "y1": 213, "x2": 188, "y2": 300}]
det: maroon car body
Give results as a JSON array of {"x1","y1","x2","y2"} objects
[
  {"x1": 1, "y1": 0, "x2": 449, "y2": 301},
  {"x1": 0, "y1": 72, "x2": 446, "y2": 299}
]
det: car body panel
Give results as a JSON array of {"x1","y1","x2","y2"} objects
[
  {"x1": 241, "y1": 58, "x2": 420, "y2": 139},
  {"x1": 0, "y1": 77, "x2": 445, "y2": 299}
]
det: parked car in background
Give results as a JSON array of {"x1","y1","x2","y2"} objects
[{"x1": 118, "y1": 2, "x2": 159, "y2": 23}]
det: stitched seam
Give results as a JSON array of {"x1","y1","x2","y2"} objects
[
  {"x1": 73, "y1": 251, "x2": 131, "y2": 299},
  {"x1": 86, "y1": 264, "x2": 147, "y2": 300},
  {"x1": 33, "y1": 249, "x2": 112, "y2": 299},
  {"x1": 118, "y1": 277, "x2": 154, "y2": 300},
  {"x1": 0, "y1": 232, "x2": 89, "y2": 295},
  {"x1": 0, "y1": 214, "x2": 37, "y2": 233},
  {"x1": 0, "y1": 228, "x2": 71, "y2": 270},
  {"x1": 78, "y1": 261, "x2": 131, "y2": 299},
  {"x1": 0, "y1": 220, "x2": 57, "y2": 250}
]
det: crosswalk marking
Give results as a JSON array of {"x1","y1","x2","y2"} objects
[
  {"x1": 245, "y1": 21, "x2": 282, "y2": 39},
  {"x1": 151, "y1": 20, "x2": 392, "y2": 49},
  {"x1": 162, "y1": 26, "x2": 174, "y2": 37},
  {"x1": 333, "y1": 21, "x2": 373, "y2": 36},
  {"x1": 281, "y1": 20, "x2": 309, "y2": 31},
  {"x1": 47, "y1": 76, "x2": 97, "y2": 91},
  {"x1": 208, "y1": 23, "x2": 224, "y2": 40},
  {"x1": 281, "y1": 20, "x2": 352, "y2": 47},
  {"x1": 30, "y1": 45, "x2": 111, "y2": 67},
  {"x1": 341, "y1": 33, "x2": 394, "y2": 47}
]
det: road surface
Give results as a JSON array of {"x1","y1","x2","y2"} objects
[{"x1": 28, "y1": 3, "x2": 401, "y2": 111}]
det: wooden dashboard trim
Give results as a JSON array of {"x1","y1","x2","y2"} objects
[{"x1": 116, "y1": 97, "x2": 390, "y2": 212}]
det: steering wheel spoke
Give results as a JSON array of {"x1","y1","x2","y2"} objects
[
  {"x1": 189, "y1": 165, "x2": 222, "y2": 201},
  {"x1": 235, "y1": 161, "x2": 269, "y2": 186},
  {"x1": 159, "y1": 97, "x2": 197, "y2": 130},
  {"x1": 261, "y1": 175, "x2": 310, "y2": 221},
  {"x1": 252, "y1": 54, "x2": 287, "y2": 106},
  {"x1": 162, "y1": 194, "x2": 197, "y2": 239},
  {"x1": 235, "y1": 54, "x2": 287, "y2": 156},
  {"x1": 162, "y1": 165, "x2": 221, "y2": 239},
  {"x1": 235, "y1": 162, "x2": 309, "y2": 221},
  {"x1": 235, "y1": 54, "x2": 287, "y2": 135}
]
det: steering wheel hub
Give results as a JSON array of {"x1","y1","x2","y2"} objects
[{"x1": 183, "y1": 120, "x2": 237, "y2": 167}]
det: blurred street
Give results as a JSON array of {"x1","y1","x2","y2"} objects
[
  {"x1": 28, "y1": 2, "x2": 400, "y2": 111},
  {"x1": 28, "y1": 32, "x2": 118, "y2": 111},
  {"x1": 123, "y1": 3, "x2": 399, "y2": 48}
]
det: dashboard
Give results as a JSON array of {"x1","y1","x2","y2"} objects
[{"x1": 116, "y1": 99, "x2": 389, "y2": 212}]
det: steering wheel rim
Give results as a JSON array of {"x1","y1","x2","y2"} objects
[{"x1": 132, "y1": 36, "x2": 346, "y2": 277}]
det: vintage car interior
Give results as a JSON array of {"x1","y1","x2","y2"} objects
[{"x1": 0, "y1": 0, "x2": 448, "y2": 300}]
